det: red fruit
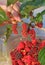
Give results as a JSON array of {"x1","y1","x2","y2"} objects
[
  {"x1": 42, "y1": 40, "x2": 45, "y2": 46},
  {"x1": 22, "y1": 55, "x2": 32, "y2": 64},
  {"x1": 24, "y1": 41, "x2": 31, "y2": 46},
  {"x1": 31, "y1": 29, "x2": 35, "y2": 35},
  {"x1": 39, "y1": 40, "x2": 45, "y2": 50},
  {"x1": 22, "y1": 31, "x2": 28, "y2": 37},
  {"x1": 21, "y1": 50, "x2": 26, "y2": 56},
  {"x1": 32, "y1": 61, "x2": 41, "y2": 65},
  {"x1": 10, "y1": 51, "x2": 16, "y2": 61},
  {"x1": 12, "y1": 24, "x2": 18, "y2": 34},
  {"x1": 28, "y1": 30, "x2": 32, "y2": 34},
  {"x1": 13, "y1": 29, "x2": 18, "y2": 34},
  {"x1": 17, "y1": 41, "x2": 25, "y2": 51},
  {"x1": 36, "y1": 22, "x2": 43, "y2": 28},
  {"x1": 22, "y1": 23, "x2": 28, "y2": 37},
  {"x1": 28, "y1": 29, "x2": 35, "y2": 35},
  {"x1": 28, "y1": 29, "x2": 36, "y2": 39},
  {"x1": 30, "y1": 34, "x2": 35, "y2": 39},
  {"x1": 12, "y1": 60, "x2": 16, "y2": 65},
  {"x1": 12, "y1": 61, "x2": 19, "y2": 65},
  {"x1": 17, "y1": 60, "x2": 24, "y2": 65},
  {"x1": 10, "y1": 51, "x2": 14, "y2": 58},
  {"x1": 12, "y1": 24, "x2": 17, "y2": 29},
  {"x1": 22, "y1": 23, "x2": 28, "y2": 31},
  {"x1": 25, "y1": 46, "x2": 30, "y2": 52},
  {"x1": 32, "y1": 39, "x2": 37, "y2": 46}
]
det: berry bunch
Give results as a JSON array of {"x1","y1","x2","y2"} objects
[
  {"x1": 21, "y1": 23, "x2": 36, "y2": 39},
  {"x1": 10, "y1": 39, "x2": 45, "y2": 65}
]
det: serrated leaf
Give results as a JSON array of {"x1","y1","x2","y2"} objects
[
  {"x1": 0, "y1": 7, "x2": 9, "y2": 24},
  {"x1": 7, "y1": 0, "x2": 17, "y2": 6},
  {"x1": 38, "y1": 47, "x2": 45, "y2": 65}
]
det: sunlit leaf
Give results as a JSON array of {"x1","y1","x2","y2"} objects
[
  {"x1": 0, "y1": 7, "x2": 9, "y2": 24},
  {"x1": 38, "y1": 47, "x2": 45, "y2": 65},
  {"x1": 5, "y1": 25, "x2": 12, "y2": 43},
  {"x1": 7, "y1": 0, "x2": 17, "y2": 6}
]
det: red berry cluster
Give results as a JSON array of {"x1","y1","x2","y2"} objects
[
  {"x1": 11, "y1": 22, "x2": 43, "y2": 38},
  {"x1": 10, "y1": 39, "x2": 45, "y2": 65},
  {"x1": 21, "y1": 23, "x2": 36, "y2": 39}
]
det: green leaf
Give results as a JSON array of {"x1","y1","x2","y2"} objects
[
  {"x1": 20, "y1": 0, "x2": 45, "y2": 18},
  {"x1": 5, "y1": 25, "x2": 12, "y2": 42},
  {"x1": 4, "y1": 25, "x2": 12, "y2": 45},
  {"x1": 0, "y1": 7, "x2": 9, "y2": 24},
  {"x1": 19, "y1": 0, "x2": 32, "y2": 3},
  {"x1": 35, "y1": 10, "x2": 45, "y2": 23},
  {"x1": 41, "y1": 10, "x2": 45, "y2": 15},
  {"x1": 36, "y1": 13, "x2": 42, "y2": 23},
  {"x1": 38, "y1": 47, "x2": 45, "y2": 65},
  {"x1": 21, "y1": 5, "x2": 37, "y2": 18},
  {"x1": 20, "y1": 0, "x2": 44, "y2": 11},
  {"x1": 7, "y1": 0, "x2": 17, "y2": 6}
]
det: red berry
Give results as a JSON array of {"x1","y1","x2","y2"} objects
[
  {"x1": 21, "y1": 50, "x2": 26, "y2": 56},
  {"x1": 39, "y1": 40, "x2": 45, "y2": 50},
  {"x1": 12, "y1": 24, "x2": 18, "y2": 34},
  {"x1": 12, "y1": 24, "x2": 17, "y2": 29},
  {"x1": 42, "y1": 40, "x2": 45, "y2": 46},
  {"x1": 32, "y1": 39, "x2": 37, "y2": 46},
  {"x1": 12, "y1": 61, "x2": 19, "y2": 65},
  {"x1": 12, "y1": 60, "x2": 16, "y2": 65},
  {"x1": 25, "y1": 46, "x2": 30, "y2": 53},
  {"x1": 17, "y1": 41, "x2": 25, "y2": 51},
  {"x1": 22, "y1": 55, "x2": 32, "y2": 64},
  {"x1": 28, "y1": 29, "x2": 36, "y2": 39},
  {"x1": 10, "y1": 51, "x2": 14, "y2": 58},
  {"x1": 32, "y1": 61, "x2": 41, "y2": 65},
  {"x1": 22, "y1": 23, "x2": 28, "y2": 31},
  {"x1": 24, "y1": 41, "x2": 32, "y2": 48},
  {"x1": 13, "y1": 29, "x2": 18, "y2": 34},
  {"x1": 17, "y1": 60, "x2": 24, "y2": 65},
  {"x1": 22, "y1": 23, "x2": 28, "y2": 37},
  {"x1": 22, "y1": 31, "x2": 28, "y2": 37},
  {"x1": 28, "y1": 30, "x2": 32, "y2": 34},
  {"x1": 36, "y1": 22, "x2": 43, "y2": 28}
]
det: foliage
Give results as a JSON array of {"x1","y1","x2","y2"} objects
[
  {"x1": 7, "y1": 0, "x2": 17, "y2": 6},
  {"x1": 20, "y1": 0, "x2": 45, "y2": 18},
  {"x1": 0, "y1": 7, "x2": 9, "y2": 24},
  {"x1": 38, "y1": 47, "x2": 45, "y2": 65}
]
